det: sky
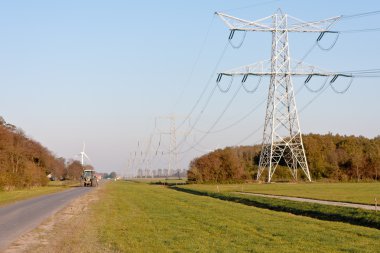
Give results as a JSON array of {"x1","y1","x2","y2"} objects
[{"x1": 0, "y1": 0, "x2": 379, "y2": 175}]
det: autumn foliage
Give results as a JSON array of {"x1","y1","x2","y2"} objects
[
  {"x1": 0, "y1": 117, "x2": 84, "y2": 190},
  {"x1": 188, "y1": 146, "x2": 259, "y2": 183},
  {"x1": 187, "y1": 133, "x2": 380, "y2": 183}
]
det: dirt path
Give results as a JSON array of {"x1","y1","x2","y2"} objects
[{"x1": 235, "y1": 192, "x2": 378, "y2": 211}]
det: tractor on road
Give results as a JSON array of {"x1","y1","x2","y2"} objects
[{"x1": 81, "y1": 169, "x2": 98, "y2": 187}]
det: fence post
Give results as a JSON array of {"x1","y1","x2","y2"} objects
[{"x1": 375, "y1": 197, "x2": 378, "y2": 212}]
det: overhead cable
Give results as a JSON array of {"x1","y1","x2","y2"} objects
[
  {"x1": 174, "y1": 84, "x2": 219, "y2": 151},
  {"x1": 341, "y1": 10, "x2": 380, "y2": 20},
  {"x1": 220, "y1": 0, "x2": 281, "y2": 12},
  {"x1": 329, "y1": 76, "x2": 354, "y2": 94},
  {"x1": 177, "y1": 41, "x2": 230, "y2": 130},
  {"x1": 216, "y1": 74, "x2": 234, "y2": 92},
  {"x1": 339, "y1": 27, "x2": 380, "y2": 33},
  {"x1": 228, "y1": 30, "x2": 247, "y2": 49},
  {"x1": 172, "y1": 15, "x2": 216, "y2": 110},
  {"x1": 299, "y1": 83, "x2": 330, "y2": 114},
  {"x1": 316, "y1": 31, "x2": 340, "y2": 51},
  {"x1": 304, "y1": 75, "x2": 329, "y2": 93},
  {"x1": 242, "y1": 75, "x2": 262, "y2": 93},
  {"x1": 191, "y1": 40, "x2": 319, "y2": 136},
  {"x1": 177, "y1": 82, "x2": 243, "y2": 154}
]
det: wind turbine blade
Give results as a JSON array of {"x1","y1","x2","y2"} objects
[
  {"x1": 82, "y1": 142, "x2": 86, "y2": 152},
  {"x1": 83, "y1": 152, "x2": 91, "y2": 162}
]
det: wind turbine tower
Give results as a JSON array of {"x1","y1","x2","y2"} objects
[{"x1": 78, "y1": 142, "x2": 91, "y2": 166}]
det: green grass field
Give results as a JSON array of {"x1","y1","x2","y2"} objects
[
  {"x1": 131, "y1": 178, "x2": 187, "y2": 185},
  {"x1": 0, "y1": 180, "x2": 79, "y2": 206},
  {"x1": 180, "y1": 182, "x2": 380, "y2": 205},
  {"x1": 81, "y1": 181, "x2": 380, "y2": 252}
]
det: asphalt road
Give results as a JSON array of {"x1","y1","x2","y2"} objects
[
  {"x1": 236, "y1": 192, "x2": 377, "y2": 210},
  {"x1": 0, "y1": 187, "x2": 93, "y2": 251}
]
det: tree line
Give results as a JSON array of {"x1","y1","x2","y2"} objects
[
  {"x1": 0, "y1": 117, "x2": 90, "y2": 190},
  {"x1": 187, "y1": 133, "x2": 380, "y2": 183}
]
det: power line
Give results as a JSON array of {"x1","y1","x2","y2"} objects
[
  {"x1": 341, "y1": 10, "x2": 380, "y2": 20},
  {"x1": 176, "y1": 41, "x2": 230, "y2": 130},
  {"x1": 191, "y1": 38, "x2": 321, "y2": 136},
  {"x1": 329, "y1": 76, "x2": 354, "y2": 94},
  {"x1": 215, "y1": 10, "x2": 358, "y2": 182},
  {"x1": 304, "y1": 76, "x2": 329, "y2": 93},
  {"x1": 299, "y1": 83, "x2": 330, "y2": 113},
  {"x1": 175, "y1": 84, "x2": 219, "y2": 151},
  {"x1": 358, "y1": 74, "x2": 380, "y2": 77},
  {"x1": 220, "y1": 0, "x2": 282, "y2": 12},
  {"x1": 233, "y1": 79, "x2": 332, "y2": 147},
  {"x1": 185, "y1": 136, "x2": 214, "y2": 153},
  {"x1": 172, "y1": 15, "x2": 216, "y2": 110},
  {"x1": 177, "y1": 33, "x2": 324, "y2": 151},
  {"x1": 180, "y1": 47, "x2": 362, "y2": 153},
  {"x1": 175, "y1": 12, "x2": 330, "y2": 154},
  {"x1": 231, "y1": 82, "x2": 307, "y2": 146},
  {"x1": 177, "y1": 81, "x2": 244, "y2": 155},
  {"x1": 234, "y1": 125, "x2": 264, "y2": 146},
  {"x1": 170, "y1": 9, "x2": 380, "y2": 173},
  {"x1": 339, "y1": 27, "x2": 380, "y2": 33},
  {"x1": 341, "y1": 68, "x2": 380, "y2": 74},
  {"x1": 193, "y1": 98, "x2": 266, "y2": 135}
]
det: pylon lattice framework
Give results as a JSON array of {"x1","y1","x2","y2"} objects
[
  {"x1": 156, "y1": 115, "x2": 178, "y2": 177},
  {"x1": 216, "y1": 10, "x2": 345, "y2": 182}
]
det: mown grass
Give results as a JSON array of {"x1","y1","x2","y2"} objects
[
  {"x1": 88, "y1": 181, "x2": 380, "y2": 252},
  {"x1": 181, "y1": 182, "x2": 380, "y2": 205},
  {"x1": 0, "y1": 180, "x2": 79, "y2": 206},
  {"x1": 47, "y1": 180, "x2": 80, "y2": 187},
  {"x1": 132, "y1": 178, "x2": 187, "y2": 185},
  {"x1": 174, "y1": 186, "x2": 380, "y2": 230}
]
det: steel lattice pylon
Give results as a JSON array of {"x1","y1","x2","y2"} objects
[
  {"x1": 258, "y1": 12, "x2": 310, "y2": 182},
  {"x1": 156, "y1": 115, "x2": 178, "y2": 177},
  {"x1": 216, "y1": 9, "x2": 344, "y2": 182}
]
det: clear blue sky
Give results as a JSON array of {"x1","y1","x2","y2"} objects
[{"x1": 0, "y1": 0, "x2": 379, "y2": 175}]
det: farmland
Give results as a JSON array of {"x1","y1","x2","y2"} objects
[
  {"x1": 26, "y1": 181, "x2": 380, "y2": 252},
  {"x1": 179, "y1": 182, "x2": 380, "y2": 205}
]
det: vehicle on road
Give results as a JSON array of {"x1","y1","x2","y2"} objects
[{"x1": 81, "y1": 170, "x2": 98, "y2": 187}]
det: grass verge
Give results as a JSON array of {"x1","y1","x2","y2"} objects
[
  {"x1": 173, "y1": 186, "x2": 380, "y2": 230},
  {"x1": 131, "y1": 178, "x2": 187, "y2": 185},
  {"x1": 0, "y1": 181, "x2": 79, "y2": 206},
  {"x1": 85, "y1": 181, "x2": 380, "y2": 252},
  {"x1": 181, "y1": 182, "x2": 380, "y2": 205},
  {"x1": 19, "y1": 181, "x2": 380, "y2": 252}
]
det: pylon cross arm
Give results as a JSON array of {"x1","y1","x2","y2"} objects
[
  {"x1": 220, "y1": 72, "x2": 338, "y2": 77},
  {"x1": 215, "y1": 12, "x2": 273, "y2": 31},
  {"x1": 286, "y1": 14, "x2": 342, "y2": 32},
  {"x1": 215, "y1": 12, "x2": 341, "y2": 33},
  {"x1": 218, "y1": 60, "x2": 352, "y2": 78}
]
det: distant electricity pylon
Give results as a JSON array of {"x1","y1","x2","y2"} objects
[
  {"x1": 156, "y1": 115, "x2": 178, "y2": 177},
  {"x1": 216, "y1": 10, "x2": 351, "y2": 182}
]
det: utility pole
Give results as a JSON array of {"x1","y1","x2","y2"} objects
[{"x1": 216, "y1": 10, "x2": 350, "y2": 182}]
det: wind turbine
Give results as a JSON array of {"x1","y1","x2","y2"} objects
[{"x1": 78, "y1": 142, "x2": 91, "y2": 166}]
